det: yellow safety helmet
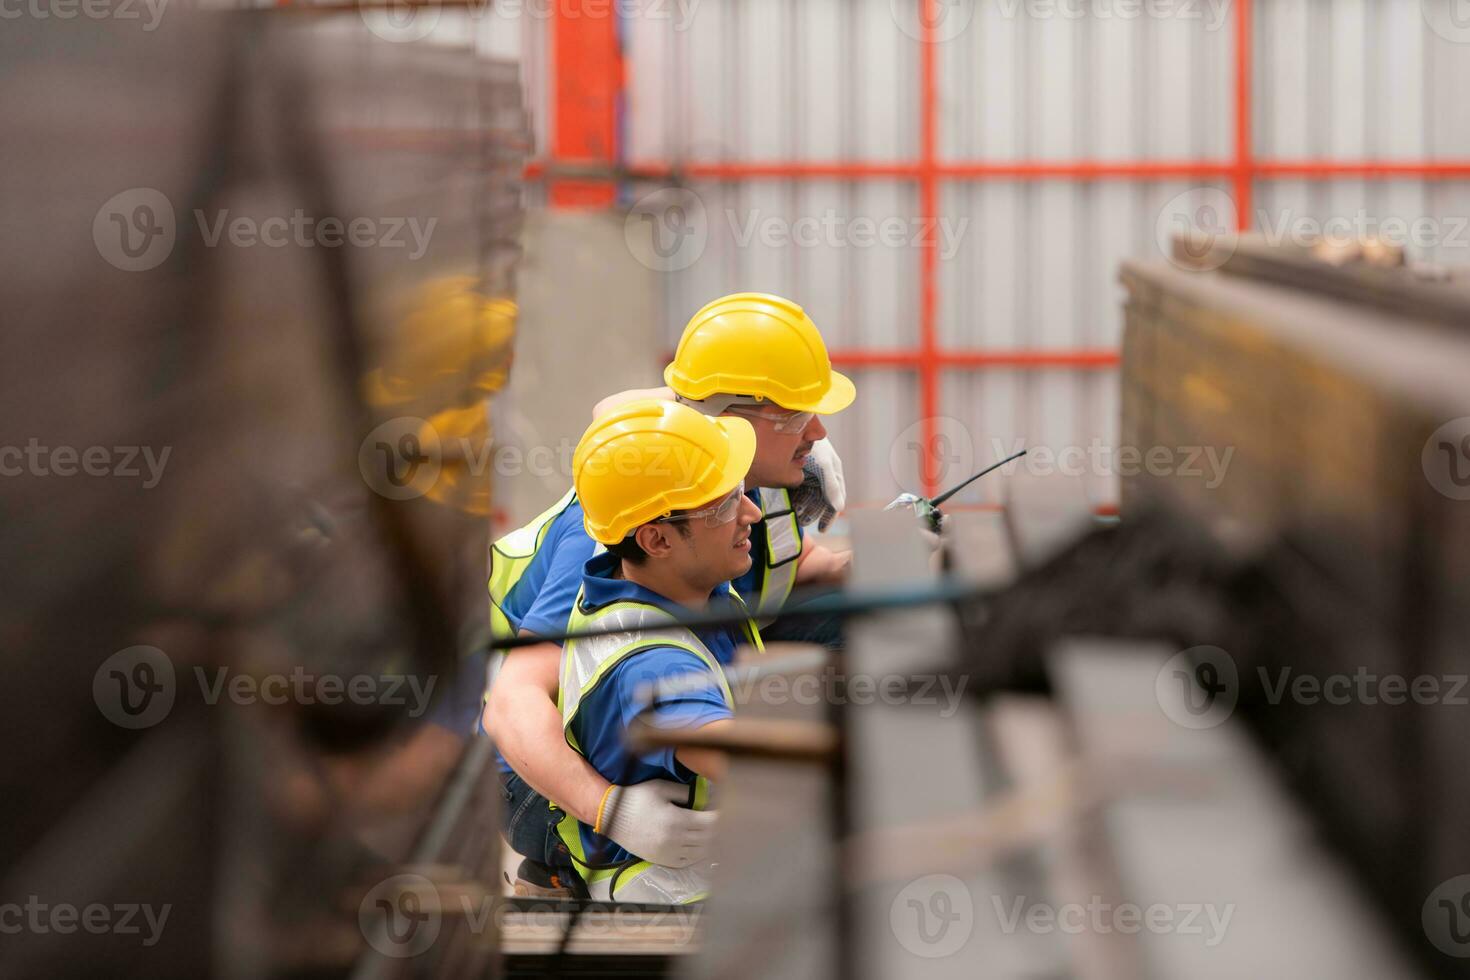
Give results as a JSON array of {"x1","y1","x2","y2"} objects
[
  {"x1": 663, "y1": 292, "x2": 856, "y2": 414},
  {"x1": 574, "y1": 399, "x2": 756, "y2": 544}
]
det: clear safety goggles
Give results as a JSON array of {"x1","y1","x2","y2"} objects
[
  {"x1": 656, "y1": 481, "x2": 747, "y2": 529},
  {"x1": 722, "y1": 404, "x2": 815, "y2": 434}
]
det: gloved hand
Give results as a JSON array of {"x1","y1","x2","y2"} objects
[
  {"x1": 791, "y1": 438, "x2": 846, "y2": 531},
  {"x1": 598, "y1": 780, "x2": 717, "y2": 868}
]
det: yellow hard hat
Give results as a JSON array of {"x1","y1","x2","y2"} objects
[
  {"x1": 574, "y1": 400, "x2": 756, "y2": 544},
  {"x1": 663, "y1": 292, "x2": 856, "y2": 414}
]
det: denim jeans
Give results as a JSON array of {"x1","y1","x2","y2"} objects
[{"x1": 499, "y1": 770, "x2": 577, "y2": 874}]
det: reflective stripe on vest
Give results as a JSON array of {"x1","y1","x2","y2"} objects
[
  {"x1": 487, "y1": 488, "x2": 578, "y2": 642},
  {"x1": 553, "y1": 589, "x2": 758, "y2": 904},
  {"x1": 755, "y1": 487, "x2": 802, "y2": 625}
]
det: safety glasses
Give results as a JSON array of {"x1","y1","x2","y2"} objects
[
  {"x1": 724, "y1": 404, "x2": 815, "y2": 434},
  {"x1": 656, "y1": 482, "x2": 746, "y2": 529}
]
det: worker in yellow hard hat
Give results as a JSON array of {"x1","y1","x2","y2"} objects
[
  {"x1": 549, "y1": 400, "x2": 762, "y2": 902},
  {"x1": 483, "y1": 292, "x2": 853, "y2": 896}
]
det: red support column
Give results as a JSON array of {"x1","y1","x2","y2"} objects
[
  {"x1": 918, "y1": 0, "x2": 942, "y2": 498},
  {"x1": 550, "y1": 7, "x2": 621, "y2": 208},
  {"x1": 1233, "y1": 0, "x2": 1253, "y2": 231}
]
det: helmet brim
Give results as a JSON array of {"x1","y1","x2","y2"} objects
[{"x1": 805, "y1": 369, "x2": 856, "y2": 415}]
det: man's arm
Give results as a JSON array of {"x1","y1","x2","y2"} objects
[
  {"x1": 795, "y1": 536, "x2": 851, "y2": 585},
  {"x1": 592, "y1": 386, "x2": 675, "y2": 420},
  {"x1": 675, "y1": 719, "x2": 732, "y2": 782},
  {"x1": 483, "y1": 639, "x2": 607, "y2": 826}
]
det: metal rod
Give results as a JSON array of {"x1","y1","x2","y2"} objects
[
  {"x1": 931, "y1": 449, "x2": 1029, "y2": 507},
  {"x1": 488, "y1": 579, "x2": 984, "y2": 652}
]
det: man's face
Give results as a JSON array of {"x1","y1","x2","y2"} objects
[
  {"x1": 664, "y1": 490, "x2": 763, "y2": 591},
  {"x1": 729, "y1": 406, "x2": 828, "y2": 489}
]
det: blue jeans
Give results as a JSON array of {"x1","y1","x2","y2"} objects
[{"x1": 499, "y1": 770, "x2": 577, "y2": 873}]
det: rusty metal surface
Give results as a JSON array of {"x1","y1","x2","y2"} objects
[{"x1": 0, "y1": 13, "x2": 526, "y2": 979}]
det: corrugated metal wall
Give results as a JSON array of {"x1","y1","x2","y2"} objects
[{"x1": 466, "y1": 0, "x2": 1470, "y2": 508}]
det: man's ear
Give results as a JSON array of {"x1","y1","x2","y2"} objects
[{"x1": 634, "y1": 523, "x2": 677, "y2": 559}]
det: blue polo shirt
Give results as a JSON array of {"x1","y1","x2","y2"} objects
[
  {"x1": 568, "y1": 551, "x2": 742, "y2": 867},
  {"x1": 497, "y1": 497, "x2": 602, "y2": 639}
]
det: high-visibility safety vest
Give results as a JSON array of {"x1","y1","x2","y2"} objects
[
  {"x1": 486, "y1": 488, "x2": 580, "y2": 642},
  {"x1": 487, "y1": 487, "x2": 801, "y2": 639},
  {"x1": 753, "y1": 487, "x2": 802, "y2": 625},
  {"x1": 554, "y1": 590, "x2": 762, "y2": 904}
]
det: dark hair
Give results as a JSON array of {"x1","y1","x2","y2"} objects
[{"x1": 607, "y1": 516, "x2": 691, "y2": 566}]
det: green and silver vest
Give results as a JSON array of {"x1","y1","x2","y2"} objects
[{"x1": 554, "y1": 588, "x2": 762, "y2": 904}]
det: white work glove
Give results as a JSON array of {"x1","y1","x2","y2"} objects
[
  {"x1": 599, "y1": 780, "x2": 717, "y2": 869},
  {"x1": 791, "y1": 438, "x2": 846, "y2": 531}
]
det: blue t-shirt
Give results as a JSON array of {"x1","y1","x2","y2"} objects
[
  {"x1": 498, "y1": 497, "x2": 601, "y2": 639},
  {"x1": 567, "y1": 552, "x2": 744, "y2": 866}
]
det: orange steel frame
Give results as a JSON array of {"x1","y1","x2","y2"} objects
[{"x1": 541, "y1": 0, "x2": 1470, "y2": 497}]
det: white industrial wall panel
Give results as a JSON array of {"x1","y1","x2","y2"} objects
[
  {"x1": 816, "y1": 370, "x2": 923, "y2": 507},
  {"x1": 516, "y1": 0, "x2": 1470, "y2": 506},
  {"x1": 652, "y1": 178, "x2": 922, "y2": 353},
  {"x1": 623, "y1": 0, "x2": 917, "y2": 161}
]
